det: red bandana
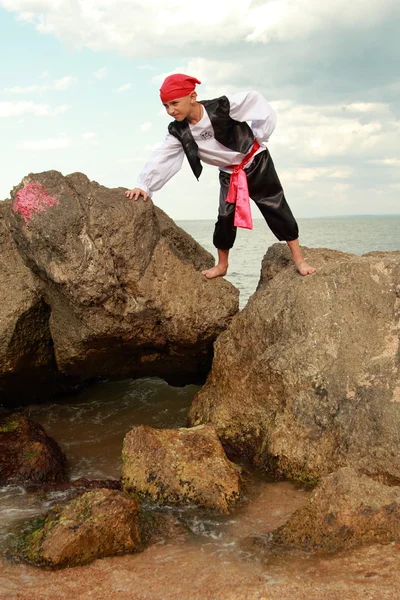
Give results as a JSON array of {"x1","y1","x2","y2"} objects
[{"x1": 160, "y1": 74, "x2": 201, "y2": 103}]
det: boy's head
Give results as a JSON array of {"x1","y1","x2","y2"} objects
[{"x1": 160, "y1": 73, "x2": 201, "y2": 122}]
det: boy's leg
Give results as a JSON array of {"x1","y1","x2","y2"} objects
[
  {"x1": 202, "y1": 171, "x2": 236, "y2": 279},
  {"x1": 287, "y1": 238, "x2": 316, "y2": 276},
  {"x1": 247, "y1": 150, "x2": 316, "y2": 276},
  {"x1": 202, "y1": 248, "x2": 230, "y2": 278}
]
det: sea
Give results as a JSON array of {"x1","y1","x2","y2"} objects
[{"x1": 178, "y1": 215, "x2": 400, "y2": 307}]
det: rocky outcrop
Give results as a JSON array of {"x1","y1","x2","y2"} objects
[
  {"x1": 0, "y1": 413, "x2": 67, "y2": 485},
  {"x1": 18, "y1": 488, "x2": 142, "y2": 568},
  {"x1": 0, "y1": 201, "x2": 68, "y2": 404},
  {"x1": 121, "y1": 424, "x2": 242, "y2": 512},
  {"x1": 188, "y1": 244, "x2": 400, "y2": 484},
  {"x1": 273, "y1": 467, "x2": 400, "y2": 553},
  {"x1": 1, "y1": 170, "x2": 238, "y2": 403}
]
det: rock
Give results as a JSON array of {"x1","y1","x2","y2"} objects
[
  {"x1": 18, "y1": 488, "x2": 142, "y2": 568},
  {"x1": 0, "y1": 201, "x2": 66, "y2": 405},
  {"x1": 273, "y1": 467, "x2": 400, "y2": 553},
  {"x1": 0, "y1": 413, "x2": 67, "y2": 485},
  {"x1": 188, "y1": 244, "x2": 400, "y2": 484},
  {"x1": 121, "y1": 424, "x2": 242, "y2": 512},
  {"x1": 6, "y1": 170, "x2": 238, "y2": 386}
]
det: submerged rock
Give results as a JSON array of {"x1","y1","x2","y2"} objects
[
  {"x1": 18, "y1": 488, "x2": 142, "y2": 568},
  {"x1": 188, "y1": 244, "x2": 400, "y2": 484},
  {"x1": 0, "y1": 413, "x2": 67, "y2": 485},
  {"x1": 273, "y1": 467, "x2": 400, "y2": 553},
  {"x1": 4, "y1": 170, "x2": 238, "y2": 391},
  {"x1": 121, "y1": 424, "x2": 242, "y2": 513}
]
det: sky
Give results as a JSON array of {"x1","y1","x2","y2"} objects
[{"x1": 0, "y1": 0, "x2": 399, "y2": 220}]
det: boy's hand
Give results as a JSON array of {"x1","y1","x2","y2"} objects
[{"x1": 125, "y1": 188, "x2": 148, "y2": 201}]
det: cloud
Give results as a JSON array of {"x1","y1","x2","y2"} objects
[
  {"x1": 245, "y1": 0, "x2": 397, "y2": 43},
  {"x1": 1, "y1": 0, "x2": 397, "y2": 59},
  {"x1": 0, "y1": 101, "x2": 68, "y2": 117},
  {"x1": 114, "y1": 83, "x2": 132, "y2": 93},
  {"x1": 94, "y1": 67, "x2": 107, "y2": 79},
  {"x1": 1, "y1": 1, "x2": 399, "y2": 117},
  {"x1": 80, "y1": 132, "x2": 99, "y2": 146},
  {"x1": 139, "y1": 122, "x2": 152, "y2": 132},
  {"x1": 369, "y1": 158, "x2": 400, "y2": 166},
  {"x1": 4, "y1": 75, "x2": 76, "y2": 94},
  {"x1": 344, "y1": 103, "x2": 389, "y2": 114},
  {"x1": 53, "y1": 75, "x2": 75, "y2": 90},
  {"x1": 267, "y1": 101, "x2": 397, "y2": 162},
  {"x1": 117, "y1": 157, "x2": 144, "y2": 164},
  {"x1": 17, "y1": 134, "x2": 72, "y2": 150},
  {"x1": 280, "y1": 166, "x2": 353, "y2": 184}
]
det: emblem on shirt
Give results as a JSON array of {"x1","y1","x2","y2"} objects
[{"x1": 200, "y1": 130, "x2": 213, "y2": 141}]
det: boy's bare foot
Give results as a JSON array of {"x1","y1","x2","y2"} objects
[
  {"x1": 295, "y1": 260, "x2": 316, "y2": 276},
  {"x1": 201, "y1": 264, "x2": 228, "y2": 279}
]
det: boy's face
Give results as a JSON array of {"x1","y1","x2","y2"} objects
[{"x1": 162, "y1": 92, "x2": 196, "y2": 121}]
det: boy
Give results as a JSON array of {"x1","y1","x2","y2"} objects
[{"x1": 126, "y1": 74, "x2": 316, "y2": 279}]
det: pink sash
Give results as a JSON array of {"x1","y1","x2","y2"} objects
[{"x1": 225, "y1": 140, "x2": 261, "y2": 230}]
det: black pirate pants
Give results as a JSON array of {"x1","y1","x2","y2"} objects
[{"x1": 213, "y1": 149, "x2": 299, "y2": 250}]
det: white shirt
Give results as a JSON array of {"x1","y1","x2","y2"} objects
[{"x1": 136, "y1": 91, "x2": 277, "y2": 197}]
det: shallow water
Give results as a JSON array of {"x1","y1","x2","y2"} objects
[
  {"x1": 0, "y1": 377, "x2": 197, "y2": 545},
  {"x1": 2, "y1": 378, "x2": 400, "y2": 599},
  {"x1": 0, "y1": 377, "x2": 314, "y2": 599}
]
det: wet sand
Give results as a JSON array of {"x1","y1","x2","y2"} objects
[{"x1": 2, "y1": 543, "x2": 400, "y2": 600}]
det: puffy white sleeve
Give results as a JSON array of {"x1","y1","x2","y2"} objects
[
  {"x1": 136, "y1": 133, "x2": 185, "y2": 197},
  {"x1": 227, "y1": 91, "x2": 277, "y2": 145}
]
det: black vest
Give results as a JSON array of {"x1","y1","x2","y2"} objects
[{"x1": 168, "y1": 95, "x2": 255, "y2": 180}]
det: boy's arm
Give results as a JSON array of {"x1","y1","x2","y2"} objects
[
  {"x1": 125, "y1": 134, "x2": 184, "y2": 201},
  {"x1": 227, "y1": 91, "x2": 277, "y2": 145}
]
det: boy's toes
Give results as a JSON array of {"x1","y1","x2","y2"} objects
[{"x1": 296, "y1": 261, "x2": 316, "y2": 276}]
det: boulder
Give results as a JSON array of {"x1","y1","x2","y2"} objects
[
  {"x1": 0, "y1": 201, "x2": 64, "y2": 405},
  {"x1": 121, "y1": 424, "x2": 242, "y2": 512},
  {"x1": 0, "y1": 413, "x2": 67, "y2": 485},
  {"x1": 18, "y1": 488, "x2": 142, "y2": 568},
  {"x1": 6, "y1": 171, "x2": 238, "y2": 386},
  {"x1": 273, "y1": 467, "x2": 400, "y2": 552},
  {"x1": 188, "y1": 244, "x2": 400, "y2": 484}
]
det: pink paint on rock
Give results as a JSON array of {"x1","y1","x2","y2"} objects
[{"x1": 13, "y1": 181, "x2": 60, "y2": 223}]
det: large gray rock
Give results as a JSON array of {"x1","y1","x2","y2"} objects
[
  {"x1": 0, "y1": 201, "x2": 64, "y2": 404},
  {"x1": 5, "y1": 171, "x2": 238, "y2": 387},
  {"x1": 273, "y1": 467, "x2": 400, "y2": 552},
  {"x1": 122, "y1": 423, "x2": 242, "y2": 513},
  {"x1": 189, "y1": 244, "x2": 400, "y2": 484}
]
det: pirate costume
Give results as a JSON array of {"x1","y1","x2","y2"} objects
[{"x1": 136, "y1": 74, "x2": 299, "y2": 250}]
